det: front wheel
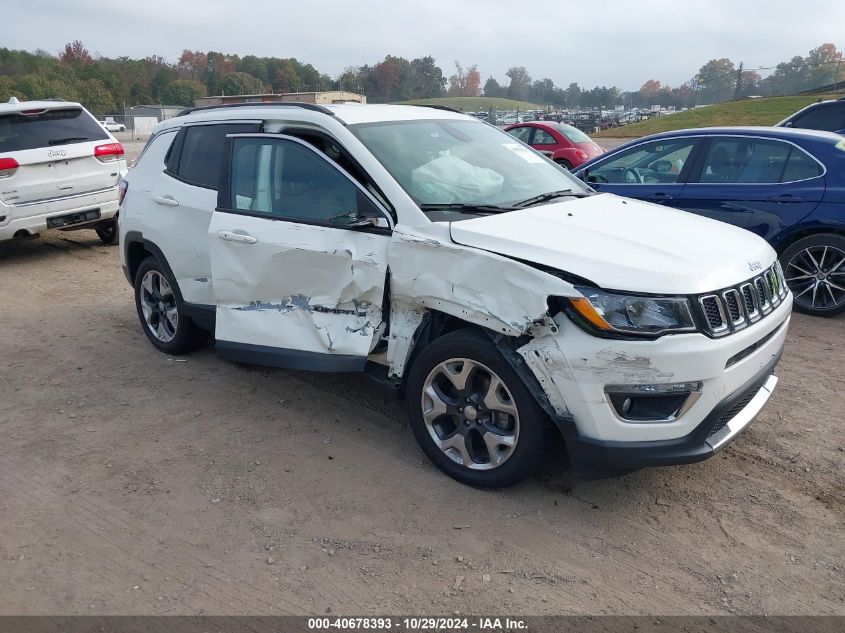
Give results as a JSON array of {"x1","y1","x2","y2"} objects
[
  {"x1": 780, "y1": 234, "x2": 845, "y2": 316},
  {"x1": 405, "y1": 329, "x2": 551, "y2": 488}
]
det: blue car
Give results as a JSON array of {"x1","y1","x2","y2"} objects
[{"x1": 574, "y1": 127, "x2": 845, "y2": 316}]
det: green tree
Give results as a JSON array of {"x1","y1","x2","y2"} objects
[
  {"x1": 483, "y1": 77, "x2": 504, "y2": 98},
  {"x1": 219, "y1": 71, "x2": 265, "y2": 96},
  {"x1": 162, "y1": 79, "x2": 207, "y2": 106},
  {"x1": 505, "y1": 66, "x2": 531, "y2": 101},
  {"x1": 0, "y1": 75, "x2": 20, "y2": 101},
  {"x1": 78, "y1": 78, "x2": 115, "y2": 116},
  {"x1": 695, "y1": 58, "x2": 736, "y2": 103}
]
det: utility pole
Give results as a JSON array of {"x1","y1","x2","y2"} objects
[
  {"x1": 835, "y1": 53, "x2": 843, "y2": 94},
  {"x1": 734, "y1": 62, "x2": 744, "y2": 100}
]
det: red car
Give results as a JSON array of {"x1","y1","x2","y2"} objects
[{"x1": 504, "y1": 121, "x2": 605, "y2": 169}]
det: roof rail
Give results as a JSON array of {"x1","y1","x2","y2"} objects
[
  {"x1": 410, "y1": 104, "x2": 463, "y2": 114},
  {"x1": 176, "y1": 102, "x2": 336, "y2": 118}
]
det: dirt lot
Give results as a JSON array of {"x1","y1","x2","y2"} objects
[{"x1": 0, "y1": 147, "x2": 843, "y2": 615}]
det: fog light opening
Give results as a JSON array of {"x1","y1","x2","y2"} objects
[{"x1": 606, "y1": 382, "x2": 703, "y2": 423}]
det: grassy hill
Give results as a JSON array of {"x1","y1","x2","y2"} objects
[
  {"x1": 595, "y1": 93, "x2": 842, "y2": 138},
  {"x1": 397, "y1": 96, "x2": 544, "y2": 111}
]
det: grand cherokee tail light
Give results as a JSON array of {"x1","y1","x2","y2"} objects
[
  {"x1": 0, "y1": 157, "x2": 19, "y2": 178},
  {"x1": 94, "y1": 143, "x2": 124, "y2": 163}
]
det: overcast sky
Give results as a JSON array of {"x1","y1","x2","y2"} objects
[{"x1": 5, "y1": 0, "x2": 844, "y2": 90}]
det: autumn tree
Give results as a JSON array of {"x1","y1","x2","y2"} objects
[
  {"x1": 60, "y1": 40, "x2": 92, "y2": 67},
  {"x1": 177, "y1": 50, "x2": 208, "y2": 81},
  {"x1": 639, "y1": 79, "x2": 664, "y2": 104},
  {"x1": 370, "y1": 58, "x2": 399, "y2": 103},
  {"x1": 465, "y1": 65, "x2": 481, "y2": 97}
]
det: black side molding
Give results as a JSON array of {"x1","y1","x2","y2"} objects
[{"x1": 215, "y1": 340, "x2": 366, "y2": 373}]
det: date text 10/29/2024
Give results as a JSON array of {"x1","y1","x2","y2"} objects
[{"x1": 308, "y1": 617, "x2": 528, "y2": 631}]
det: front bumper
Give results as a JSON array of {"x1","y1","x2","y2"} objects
[
  {"x1": 557, "y1": 350, "x2": 781, "y2": 475},
  {"x1": 518, "y1": 293, "x2": 791, "y2": 473}
]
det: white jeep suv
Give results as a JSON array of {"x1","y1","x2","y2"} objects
[
  {"x1": 120, "y1": 103, "x2": 791, "y2": 487},
  {"x1": 0, "y1": 98, "x2": 126, "y2": 244}
]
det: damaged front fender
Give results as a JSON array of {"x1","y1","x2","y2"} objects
[{"x1": 386, "y1": 222, "x2": 579, "y2": 380}]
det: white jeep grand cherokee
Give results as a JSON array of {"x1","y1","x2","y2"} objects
[
  {"x1": 0, "y1": 98, "x2": 127, "y2": 244},
  {"x1": 120, "y1": 103, "x2": 791, "y2": 487}
]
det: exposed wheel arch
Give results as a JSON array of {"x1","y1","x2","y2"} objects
[
  {"x1": 774, "y1": 226, "x2": 845, "y2": 255},
  {"x1": 399, "y1": 310, "x2": 574, "y2": 440}
]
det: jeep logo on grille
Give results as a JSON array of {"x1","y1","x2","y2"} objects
[
  {"x1": 48, "y1": 149, "x2": 67, "y2": 158},
  {"x1": 747, "y1": 260, "x2": 762, "y2": 272}
]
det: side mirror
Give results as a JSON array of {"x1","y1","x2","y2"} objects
[{"x1": 784, "y1": 121, "x2": 794, "y2": 128}]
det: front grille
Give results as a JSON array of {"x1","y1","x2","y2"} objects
[
  {"x1": 696, "y1": 263, "x2": 787, "y2": 337},
  {"x1": 706, "y1": 372, "x2": 770, "y2": 439}
]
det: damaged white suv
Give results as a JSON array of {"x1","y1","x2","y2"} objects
[{"x1": 120, "y1": 103, "x2": 791, "y2": 487}]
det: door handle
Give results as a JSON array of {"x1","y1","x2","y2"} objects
[
  {"x1": 767, "y1": 194, "x2": 805, "y2": 203},
  {"x1": 647, "y1": 193, "x2": 676, "y2": 202},
  {"x1": 217, "y1": 230, "x2": 258, "y2": 244},
  {"x1": 153, "y1": 195, "x2": 179, "y2": 207}
]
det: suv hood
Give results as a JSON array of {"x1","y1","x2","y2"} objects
[{"x1": 448, "y1": 194, "x2": 775, "y2": 295}]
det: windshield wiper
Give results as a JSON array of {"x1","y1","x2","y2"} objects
[
  {"x1": 420, "y1": 203, "x2": 516, "y2": 214},
  {"x1": 514, "y1": 189, "x2": 594, "y2": 208},
  {"x1": 47, "y1": 136, "x2": 89, "y2": 146}
]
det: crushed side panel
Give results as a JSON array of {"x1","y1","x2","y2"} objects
[{"x1": 386, "y1": 224, "x2": 577, "y2": 378}]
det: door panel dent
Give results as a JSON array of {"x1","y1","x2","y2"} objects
[{"x1": 210, "y1": 215, "x2": 389, "y2": 360}]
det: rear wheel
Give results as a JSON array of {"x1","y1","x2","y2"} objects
[
  {"x1": 555, "y1": 159, "x2": 573, "y2": 170},
  {"x1": 95, "y1": 220, "x2": 118, "y2": 245},
  {"x1": 134, "y1": 257, "x2": 207, "y2": 354},
  {"x1": 405, "y1": 329, "x2": 551, "y2": 488},
  {"x1": 780, "y1": 234, "x2": 845, "y2": 317}
]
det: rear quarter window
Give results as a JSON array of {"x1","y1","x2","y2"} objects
[
  {"x1": 0, "y1": 107, "x2": 108, "y2": 151},
  {"x1": 170, "y1": 122, "x2": 260, "y2": 190}
]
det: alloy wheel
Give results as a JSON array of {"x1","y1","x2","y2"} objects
[
  {"x1": 420, "y1": 358, "x2": 520, "y2": 470},
  {"x1": 139, "y1": 270, "x2": 178, "y2": 343},
  {"x1": 785, "y1": 245, "x2": 845, "y2": 312}
]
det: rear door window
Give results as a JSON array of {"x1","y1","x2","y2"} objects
[
  {"x1": 697, "y1": 137, "x2": 821, "y2": 184},
  {"x1": 171, "y1": 122, "x2": 260, "y2": 189},
  {"x1": 0, "y1": 107, "x2": 108, "y2": 151},
  {"x1": 791, "y1": 103, "x2": 845, "y2": 132}
]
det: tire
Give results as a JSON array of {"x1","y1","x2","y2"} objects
[
  {"x1": 779, "y1": 233, "x2": 845, "y2": 317},
  {"x1": 555, "y1": 159, "x2": 573, "y2": 170},
  {"x1": 134, "y1": 256, "x2": 207, "y2": 354},
  {"x1": 404, "y1": 328, "x2": 552, "y2": 488},
  {"x1": 95, "y1": 220, "x2": 119, "y2": 245}
]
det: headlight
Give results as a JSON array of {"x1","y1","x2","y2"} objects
[{"x1": 564, "y1": 286, "x2": 697, "y2": 337}]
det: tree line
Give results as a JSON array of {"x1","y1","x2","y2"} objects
[{"x1": 0, "y1": 40, "x2": 841, "y2": 116}]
